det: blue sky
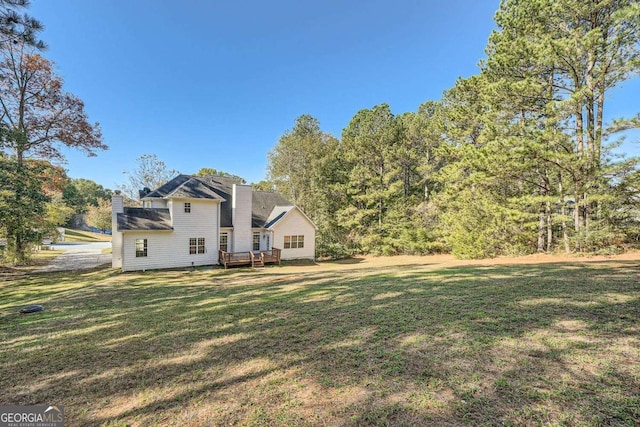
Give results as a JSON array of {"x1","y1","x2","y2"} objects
[{"x1": 30, "y1": 0, "x2": 639, "y2": 189}]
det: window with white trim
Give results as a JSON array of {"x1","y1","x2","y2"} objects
[
  {"x1": 184, "y1": 202, "x2": 191, "y2": 213},
  {"x1": 220, "y1": 232, "x2": 228, "y2": 252},
  {"x1": 189, "y1": 237, "x2": 205, "y2": 254},
  {"x1": 135, "y1": 239, "x2": 147, "y2": 257},
  {"x1": 284, "y1": 235, "x2": 304, "y2": 249},
  {"x1": 253, "y1": 232, "x2": 260, "y2": 251}
]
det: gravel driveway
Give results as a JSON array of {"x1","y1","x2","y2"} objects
[{"x1": 36, "y1": 242, "x2": 112, "y2": 273}]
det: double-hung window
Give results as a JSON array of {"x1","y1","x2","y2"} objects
[
  {"x1": 135, "y1": 239, "x2": 147, "y2": 257},
  {"x1": 284, "y1": 235, "x2": 304, "y2": 249},
  {"x1": 189, "y1": 237, "x2": 205, "y2": 254}
]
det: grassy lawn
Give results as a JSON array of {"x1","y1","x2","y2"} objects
[
  {"x1": 1, "y1": 255, "x2": 639, "y2": 426},
  {"x1": 0, "y1": 249, "x2": 64, "y2": 277},
  {"x1": 64, "y1": 228, "x2": 112, "y2": 243}
]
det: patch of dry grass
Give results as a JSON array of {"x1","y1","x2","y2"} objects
[
  {"x1": 0, "y1": 250, "x2": 64, "y2": 278},
  {"x1": 1, "y1": 254, "x2": 639, "y2": 426},
  {"x1": 63, "y1": 229, "x2": 112, "y2": 243}
]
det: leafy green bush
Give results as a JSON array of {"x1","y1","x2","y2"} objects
[
  {"x1": 316, "y1": 241, "x2": 353, "y2": 260},
  {"x1": 571, "y1": 221, "x2": 626, "y2": 254}
]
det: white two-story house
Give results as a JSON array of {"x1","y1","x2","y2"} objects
[{"x1": 111, "y1": 175, "x2": 316, "y2": 272}]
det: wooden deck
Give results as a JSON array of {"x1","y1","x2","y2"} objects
[{"x1": 219, "y1": 248, "x2": 281, "y2": 269}]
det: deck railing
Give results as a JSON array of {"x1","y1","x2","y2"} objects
[
  {"x1": 219, "y1": 250, "x2": 251, "y2": 268},
  {"x1": 219, "y1": 248, "x2": 281, "y2": 269},
  {"x1": 260, "y1": 248, "x2": 281, "y2": 266}
]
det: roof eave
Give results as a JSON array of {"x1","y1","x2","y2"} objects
[
  {"x1": 120, "y1": 228, "x2": 174, "y2": 232},
  {"x1": 166, "y1": 195, "x2": 225, "y2": 202}
]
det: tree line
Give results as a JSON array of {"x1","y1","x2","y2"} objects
[
  {"x1": 1, "y1": 0, "x2": 638, "y2": 263},
  {"x1": 0, "y1": 0, "x2": 106, "y2": 263},
  {"x1": 266, "y1": 0, "x2": 640, "y2": 259}
]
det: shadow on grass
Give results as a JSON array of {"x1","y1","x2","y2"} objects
[
  {"x1": 0, "y1": 260, "x2": 639, "y2": 425},
  {"x1": 321, "y1": 256, "x2": 366, "y2": 265}
]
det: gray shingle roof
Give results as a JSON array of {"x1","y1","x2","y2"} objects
[
  {"x1": 144, "y1": 175, "x2": 228, "y2": 201},
  {"x1": 136, "y1": 175, "x2": 297, "y2": 229},
  {"x1": 252, "y1": 191, "x2": 293, "y2": 228},
  {"x1": 165, "y1": 178, "x2": 226, "y2": 201},
  {"x1": 117, "y1": 208, "x2": 173, "y2": 231},
  {"x1": 143, "y1": 175, "x2": 191, "y2": 199}
]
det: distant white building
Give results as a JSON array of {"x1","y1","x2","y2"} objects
[{"x1": 111, "y1": 175, "x2": 316, "y2": 272}]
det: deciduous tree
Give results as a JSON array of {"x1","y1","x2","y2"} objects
[
  {"x1": 44, "y1": 192, "x2": 73, "y2": 229},
  {"x1": 120, "y1": 154, "x2": 178, "y2": 202},
  {"x1": 0, "y1": 41, "x2": 105, "y2": 260},
  {"x1": 85, "y1": 198, "x2": 112, "y2": 233},
  {"x1": 267, "y1": 115, "x2": 342, "y2": 256},
  {"x1": 194, "y1": 167, "x2": 245, "y2": 182},
  {"x1": 0, "y1": 156, "x2": 47, "y2": 263},
  {"x1": 0, "y1": 42, "x2": 105, "y2": 164},
  {"x1": 63, "y1": 178, "x2": 111, "y2": 214}
]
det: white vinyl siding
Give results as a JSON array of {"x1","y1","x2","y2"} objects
[
  {"x1": 120, "y1": 199, "x2": 220, "y2": 271},
  {"x1": 144, "y1": 198, "x2": 167, "y2": 209},
  {"x1": 232, "y1": 185, "x2": 253, "y2": 252},
  {"x1": 272, "y1": 208, "x2": 316, "y2": 260},
  {"x1": 111, "y1": 194, "x2": 124, "y2": 269}
]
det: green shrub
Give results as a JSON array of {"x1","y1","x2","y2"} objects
[{"x1": 316, "y1": 241, "x2": 352, "y2": 260}]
